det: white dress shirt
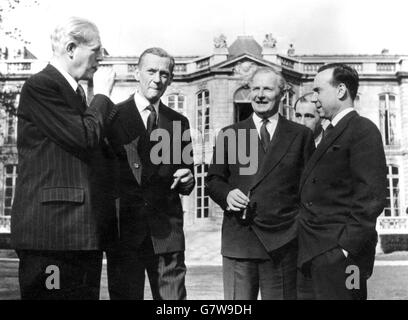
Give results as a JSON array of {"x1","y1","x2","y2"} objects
[
  {"x1": 134, "y1": 92, "x2": 160, "y2": 129},
  {"x1": 331, "y1": 107, "x2": 354, "y2": 127},
  {"x1": 252, "y1": 112, "x2": 279, "y2": 141},
  {"x1": 50, "y1": 61, "x2": 78, "y2": 92}
]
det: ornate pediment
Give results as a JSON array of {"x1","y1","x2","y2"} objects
[{"x1": 214, "y1": 54, "x2": 282, "y2": 80}]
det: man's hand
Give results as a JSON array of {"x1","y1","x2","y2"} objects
[
  {"x1": 93, "y1": 67, "x2": 115, "y2": 97},
  {"x1": 226, "y1": 189, "x2": 249, "y2": 212},
  {"x1": 171, "y1": 169, "x2": 194, "y2": 194}
]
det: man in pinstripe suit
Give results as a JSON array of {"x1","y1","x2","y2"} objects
[
  {"x1": 106, "y1": 48, "x2": 195, "y2": 300},
  {"x1": 11, "y1": 17, "x2": 116, "y2": 300}
]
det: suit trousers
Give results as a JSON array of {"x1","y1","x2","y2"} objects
[
  {"x1": 223, "y1": 240, "x2": 298, "y2": 300},
  {"x1": 106, "y1": 236, "x2": 187, "y2": 300},
  {"x1": 16, "y1": 250, "x2": 103, "y2": 300},
  {"x1": 297, "y1": 247, "x2": 367, "y2": 300}
]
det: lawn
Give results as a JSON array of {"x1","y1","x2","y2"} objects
[{"x1": 1, "y1": 260, "x2": 408, "y2": 300}]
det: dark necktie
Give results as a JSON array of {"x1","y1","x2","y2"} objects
[
  {"x1": 146, "y1": 105, "x2": 157, "y2": 135},
  {"x1": 321, "y1": 123, "x2": 334, "y2": 142},
  {"x1": 260, "y1": 119, "x2": 270, "y2": 152},
  {"x1": 76, "y1": 84, "x2": 87, "y2": 109}
]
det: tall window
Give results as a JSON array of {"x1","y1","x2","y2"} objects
[
  {"x1": 195, "y1": 164, "x2": 209, "y2": 219},
  {"x1": 3, "y1": 164, "x2": 17, "y2": 216},
  {"x1": 281, "y1": 91, "x2": 294, "y2": 120},
  {"x1": 167, "y1": 94, "x2": 185, "y2": 115},
  {"x1": 197, "y1": 90, "x2": 210, "y2": 143},
  {"x1": 379, "y1": 94, "x2": 397, "y2": 146},
  {"x1": 4, "y1": 112, "x2": 17, "y2": 144},
  {"x1": 384, "y1": 165, "x2": 400, "y2": 217}
]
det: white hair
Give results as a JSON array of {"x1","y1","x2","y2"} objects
[{"x1": 50, "y1": 16, "x2": 100, "y2": 55}]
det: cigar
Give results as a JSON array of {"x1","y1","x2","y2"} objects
[{"x1": 242, "y1": 191, "x2": 251, "y2": 220}]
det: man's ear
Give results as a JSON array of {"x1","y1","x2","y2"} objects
[
  {"x1": 66, "y1": 41, "x2": 77, "y2": 59},
  {"x1": 134, "y1": 67, "x2": 140, "y2": 82},
  {"x1": 167, "y1": 73, "x2": 174, "y2": 86},
  {"x1": 337, "y1": 83, "x2": 347, "y2": 100}
]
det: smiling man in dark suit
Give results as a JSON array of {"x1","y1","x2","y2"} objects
[
  {"x1": 11, "y1": 17, "x2": 116, "y2": 300},
  {"x1": 297, "y1": 63, "x2": 388, "y2": 300},
  {"x1": 206, "y1": 67, "x2": 314, "y2": 300},
  {"x1": 106, "y1": 47, "x2": 195, "y2": 300}
]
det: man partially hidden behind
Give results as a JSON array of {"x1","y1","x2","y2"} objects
[
  {"x1": 297, "y1": 63, "x2": 387, "y2": 300},
  {"x1": 206, "y1": 67, "x2": 314, "y2": 299},
  {"x1": 294, "y1": 92, "x2": 329, "y2": 147},
  {"x1": 106, "y1": 47, "x2": 195, "y2": 300},
  {"x1": 11, "y1": 17, "x2": 116, "y2": 299}
]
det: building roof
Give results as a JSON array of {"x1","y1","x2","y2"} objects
[{"x1": 228, "y1": 36, "x2": 262, "y2": 58}]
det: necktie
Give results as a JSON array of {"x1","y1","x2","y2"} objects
[
  {"x1": 76, "y1": 84, "x2": 87, "y2": 109},
  {"x1": 321, "y1": 123, "x2": 334, "y2": 142},
  {"x1": 260, "y1": 119, "x2": 270, "y2": 152},
  {"x1": 146, "y1": 105, "x2": 157, "y2": 135}
]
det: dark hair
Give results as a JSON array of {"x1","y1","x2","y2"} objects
[
  {"x1": 294, "y1": 92, "x2": 314, "y2": 110},
  {"x1": 138, "y1": 47, "x2": 175, "y2": 74},
  {"x1": 317, "y1": 63, "x2": 359, "y2": 100}
]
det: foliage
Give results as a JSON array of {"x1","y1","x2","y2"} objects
[{"x1": 380, "y1": 234, "x2": 408, "y2": 254}]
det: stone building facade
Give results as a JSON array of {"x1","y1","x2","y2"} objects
[{"x1": 1, "y1": 34, "x2": 407, "y2": 234}]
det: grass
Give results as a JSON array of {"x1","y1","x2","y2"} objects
[{"x1": 1, "y1": 260, "x2": 408, "y2": 300}]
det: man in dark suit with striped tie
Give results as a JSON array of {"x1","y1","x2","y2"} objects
[
  {"x1": 106, "y1": 47, "x2": 195, "y2": 300},
  {"x1": 297, "y1": 63, "x2": 387, "y2": 299},
  {"x1": 206, "y1": 67, "x2": 315, "y2": 299},
  {"x1": 11, "y1": 17, "x2": 116, "y2": 300}
]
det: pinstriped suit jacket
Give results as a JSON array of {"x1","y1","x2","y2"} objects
[
  {"x1": 11, "y1": 64, "x2": 118, "y2": 250},
  {"x1": 108, "y1": 95, "x2": 195, "y2": 254}
]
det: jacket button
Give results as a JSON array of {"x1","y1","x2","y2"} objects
[
  {"x1": 312, "y1": 178, "x2": 317, "y2": 183},
  {"x1": 133, "y1": 163, "x2": 140, "y2": 169},
  {"x1": 308, "y1": 202, "x2": 313, "y2": 207}
]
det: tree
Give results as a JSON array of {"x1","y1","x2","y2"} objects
[{"x1": 0, "y1": 1, "x2": 40, "y2": 115}]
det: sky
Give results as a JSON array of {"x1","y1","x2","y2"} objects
[{"x1": 2, "y1": 0, "x2": 408, "y2": 59}]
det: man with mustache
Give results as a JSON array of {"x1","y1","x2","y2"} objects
[
  {"x1": 11, "y1": 17, "x2": 116, "y2": 300},
  {"x1": 207, "y1": 67, "x2": 314, "y2": 299},
  {"x1": 106, "y1": 47, "x2": 195, "y2": 300}
]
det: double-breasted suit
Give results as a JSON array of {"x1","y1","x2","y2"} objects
[{"x1": 11, "y1": 64, "x2": 116, "y2": 299}]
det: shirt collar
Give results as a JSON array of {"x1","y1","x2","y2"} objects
[
  {"x1": 134, "y1": 91, "x2": 160, "y2": 114},
  {"x1": 331, "y1": 107, "x2": 354, "y2": 127},
  {"x1": 252, "y1": 111, "x2": 279, "y2": 125},
  {"x1": 50, "y1": 60, "x2": 78, "y2": 92}
]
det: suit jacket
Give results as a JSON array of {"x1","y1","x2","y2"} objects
[
  {"x1": 11, "y1": 64, "x2": 117, "y2": 250},
  {"x1": 108, "y1": 95, "x2": 195, "y2": 254},
  {"x1": 298, "y1": 111, "x2": 387, "y2": 276},
  {"x1": 206, "y1": 115, "x2": 315, "y2": 259}
]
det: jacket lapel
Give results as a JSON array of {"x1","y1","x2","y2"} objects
[
  {"x1": 250, "y1": 116, "x2": 298, "y2": 191},
  {"x1": 300, "y1": 111, "x2": 358, "y2": 190},
  {"x1": 44, "y1": 64, "x2": 86, "y2": 113},
  {"x1": 117, "y1": 95, "x2": 147, "y2": 185}
]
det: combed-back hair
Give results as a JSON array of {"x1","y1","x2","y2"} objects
[
  {"x1": 50, "y1": 16, "x2": 100, "y2": 55},
  {"x1": 138, "y1": 47, "x2": 175, "y2": 74},
  {"x1": 318, "y1": 63, "x2": 359, "y2": 100}
]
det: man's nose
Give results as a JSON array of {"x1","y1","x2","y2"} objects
[
  {"x1": 311, "y1": 92, "x2": 318, "y2": 103},
  {"x1": 153, "y1": 72, "x2": 161, "y2": 83},
  {"x1": 300, "y1": 117, "x2": 306, "y2": 125}
]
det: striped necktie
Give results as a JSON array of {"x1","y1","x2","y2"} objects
[
  {"x1": 146, "y1": 105, "x2": 157, "y2": 135},
  {"x1": 260, "y1": 119, "x2": 270, "y2": 152},
  {"x1": 76, "y1": 84, "x2": 87, "y2": 109}
]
